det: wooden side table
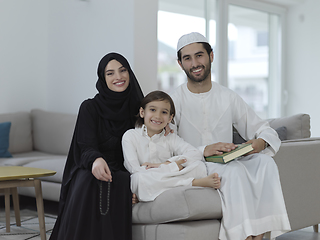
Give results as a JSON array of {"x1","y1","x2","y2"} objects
[{"x1": 0, "y1": 166, "x2": 56, "y2": 240}]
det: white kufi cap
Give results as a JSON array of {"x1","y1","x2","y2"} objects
[{"x1": 177, "y1": 32, "x2": 209, "y2": 52}]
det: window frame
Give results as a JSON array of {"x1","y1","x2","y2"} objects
[{"x1": 216, "y1": 0, "x2": 286, "y2": 117}]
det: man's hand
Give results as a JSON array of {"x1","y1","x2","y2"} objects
[
  {"x1": 245, "y1": 138, "x2": 266, "y2": 155},
  {"x1": 204, "y1": 142, "x2": 237, "y2": 157},
  {"x1": 92, "y1": 157, "x2": 112, "y2": 182},
  {"x1": 164, "y1": 124, "x2": 174, "y2": 136}
]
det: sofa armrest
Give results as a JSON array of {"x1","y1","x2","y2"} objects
[{"x1": 274, "y1": 138, "x2": 320, "y2": 231}]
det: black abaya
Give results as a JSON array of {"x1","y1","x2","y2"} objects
[
  {"x1": 50, "y1": 53, "x2": 143, "y2": 240},
  {"x1": 50, "y1": 100, "x2": 132, "y2": 240}
]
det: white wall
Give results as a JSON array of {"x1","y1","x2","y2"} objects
[
  {"x1": 134, "y1": 0, "x2": 158, "y2": 96},
  {"x1": 0, "y1": 0, "x2": 48, "y2": 113},
  {"x1": 286, "y1": 0, "x2": 320, "y2": 137},
  {"x1": 0, "y1": 0, "x2": 157, "y2": 114},
  {"x1": 1, "y1": 0, "x2": 319, "y2": 137}
]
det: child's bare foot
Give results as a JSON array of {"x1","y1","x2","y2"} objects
[{"x1": 192, "y1": 173, "x2": 221, "y2": 189}]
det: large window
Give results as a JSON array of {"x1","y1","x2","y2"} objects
[
  {"x1": 158, "y1": 0, "x2": 285, "y2": 118},
  {"x1": 157, "y1": 0, "x2": 217, "y2": 93},
  {"x1": 228, "y1": 5, "x2": 279, "y2": 119}
]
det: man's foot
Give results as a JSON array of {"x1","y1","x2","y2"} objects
[{"x1": 192, "y1": 173, "x2": 221, "y2": 189}]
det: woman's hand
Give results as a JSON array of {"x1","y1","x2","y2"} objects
[{"x1": 92, "y1": 157, "x2": 112, "y2": 182}]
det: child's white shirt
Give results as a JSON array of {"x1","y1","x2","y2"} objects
[
  {"x1": 122, "y1": 125, "x2": 204, "y2": 174},
  {"x1": 121, "y1": 125, "x2": 207, "y2": 201}
]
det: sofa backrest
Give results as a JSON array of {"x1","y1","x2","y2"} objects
[
  {"x1": 0, "y1": 111, "x2": 33, "y2": 154},
  {"x1": 233, "y1": 113, "x2": 311, "y2": 144},
  {"x1": 31, "y1": 109, "x2": 77, "y2": 155},
  {"x1": 267, "y1": 113, "x2": 311, "y2": 140}
]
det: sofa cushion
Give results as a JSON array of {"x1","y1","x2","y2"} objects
[
  {"x1": 268, "y1": 114, "x2": 310, "y2": 140},
  {"x1": 233, "y1": 126, "x2": 287, "y2": 144},
  {"x1": 132, "y1": 186, "x2": 222, "y2": 224},
  {"x1": 0, "y1": 112, "x2": 32, "y2": 154},
  {"x1": 22, "y1": 157, "x2": 66, "y2": 183},
  {"x1": 0, "y1": 122, "x2": 12, "y2": 158},
  {"x1": 0, "y1": 151, "x2": 57, "y2": 166},
  {"x1": 18, "y1": 181, "x2": 61, "y2": 202},
  {"x1": 31, "y1": 109, "x2": 76, "y2": 155},
  {"x1": 275, "y1": 126, "x2": 287, "y2": 141}
]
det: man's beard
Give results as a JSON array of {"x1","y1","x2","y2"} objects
[{"x1": 183, "y1": 62, "x2": 211, "y2": 83}]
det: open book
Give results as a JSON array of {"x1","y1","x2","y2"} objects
[{"x1": 205, "y1": 143, "x2": 253, "y2": 164}]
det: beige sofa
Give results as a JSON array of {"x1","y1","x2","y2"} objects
[
  {"x1": 132, "y1": 114, "x2": 320, "y2": 240},
  {"x1": 1, "y1": 110, "x2": 319, "y2": 239},
  {"x1": 0, "y1": 109, "x2": 76, "y2": 202}
]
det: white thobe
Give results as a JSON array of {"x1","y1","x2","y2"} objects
[
  {"x1": 170, "y1": 82, "x2": 291, "y2": 240},
  {"x1": 122, "y1": 125, "x2": 207, "y2": 202}
]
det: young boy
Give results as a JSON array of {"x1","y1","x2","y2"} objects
[{"x1": 122, "y1": 90, "x2": 220, "y2": 202}]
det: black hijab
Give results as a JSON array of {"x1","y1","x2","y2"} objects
[{"x1": 93, "y1": 52, "x2": 144, "y2": 136}]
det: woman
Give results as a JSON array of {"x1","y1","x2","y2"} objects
[{"x1": 50, "y1": 52, "x2": 144, "y2": 240}]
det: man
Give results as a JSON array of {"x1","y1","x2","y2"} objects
[{"x1": 170, "y1": 32, "x2": 291, "y2": 240}]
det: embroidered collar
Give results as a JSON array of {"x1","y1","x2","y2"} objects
[{"x1": 140, "y1": 125, "x2": 165, "y2": 139}]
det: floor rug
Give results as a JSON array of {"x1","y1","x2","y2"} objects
[{"x1": 0, "y1": 209, "x2": 56, "y2": 240}]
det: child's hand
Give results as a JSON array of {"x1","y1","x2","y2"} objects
[
  {"x1": 175, "y1": 159, "x2": 186, "y2": 171},
  {"x1": 142, "y1": 162, "x2": 161, "y2": 169}
]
